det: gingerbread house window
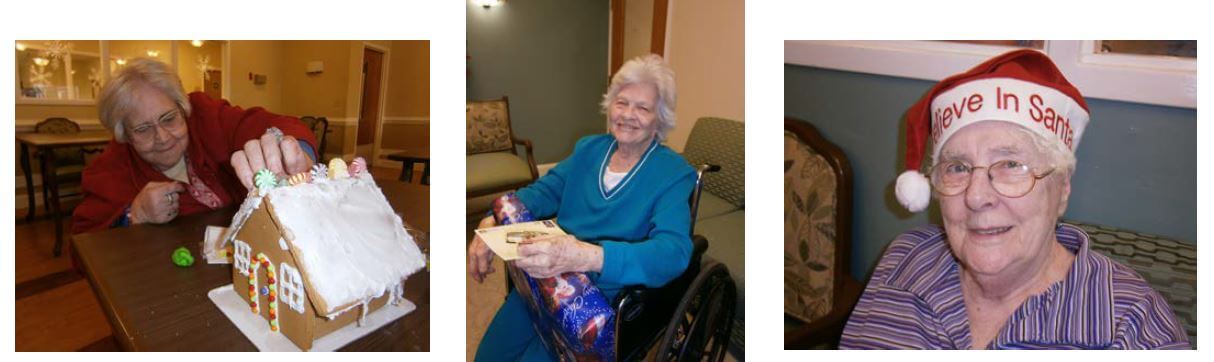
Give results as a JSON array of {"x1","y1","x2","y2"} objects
[
  {"x1": 279, "y1": 262, "x2": 305, "y2": 313},
  {"x1": 234, "y1": 239, "x2": 252, "y2": 276}
]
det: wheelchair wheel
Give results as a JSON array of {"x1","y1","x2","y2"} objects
[{"x1": 654, "y1": 261, "x2": 736, "y2": 361}]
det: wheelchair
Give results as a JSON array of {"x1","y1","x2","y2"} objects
[{"x1": 505, "y1": 164, "x2": 738, "y2": 361}]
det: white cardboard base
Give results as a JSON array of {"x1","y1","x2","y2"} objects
[{"x1": 208, "y1": 284, "x2": 415, "y2": 351}]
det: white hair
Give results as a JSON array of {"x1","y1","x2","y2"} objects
[
  {"x1": 98, "y1": 58, "x2": 191, "y2": 143},
  {"x1": 600, "y1": 54, "x2": 677, "y2": 140},
  {"x1": 1016, "y1": 126, "x2": 1077, "y2": 177}
]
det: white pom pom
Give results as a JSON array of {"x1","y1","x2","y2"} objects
[{"x1": 896, "y1": 170, "x2": 931, "y2": 212}]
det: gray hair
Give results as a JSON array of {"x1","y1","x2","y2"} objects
[
  {"x1": 600, "y1": 54, "x2": 677, "y2": 140},
  {"x1": 931, "y1": 121, "x2": 1077, "y2": 177},
  {"x1": 98, "y1": 58, "x2": 191, "y2": 143},
  {"x1": 1016, "y1": 125, "x2": 1077, "y2": 178}
]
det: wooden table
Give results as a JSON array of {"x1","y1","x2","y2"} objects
[
  {"x1": 18, "y1": 130, "x2": 112, "y2": 256},
  {"x1": 387, "y1": 150, "x2": 430, "y2": 185},
  {"x1": 72, "y1": 180, "x2": 430, "y2": 351}
]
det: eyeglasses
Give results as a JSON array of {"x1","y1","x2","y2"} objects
[
  {"x1": 128, "y1": 109, "x2": 185, "y2": 144},
  {"x1": 930, "y1": 159, "x2": 1055, "y2": 198}
]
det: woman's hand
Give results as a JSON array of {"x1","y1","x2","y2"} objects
[
  {"x1": 130, "y1": 181, "x2": 184, "y2": 224},
  {"x1": 231, "y1": 133, "x2": 313, "y2": 190},
  {"x1": 468, "y1": 216, "x2": 498, "y2": 283},
  {"x1": 516, "y1": 235, "x2": 604, "y2": 278}
]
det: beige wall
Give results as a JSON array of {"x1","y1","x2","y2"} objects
[
  {"x1": 222, "y1": 40, "x2": 410, "y2": 160},
  {"x1": 279, "y1": 41, "x2": 364, "y2": 158},
  {"x1": 16, "y1": 105, "x2": 99, "y2": 128},
  {"x1": 622, "y1": 0, "x2": 655, "y2": 61},
  {"x1": 384, "y1": 40, "x2": 430, "y2": 118},
  {"x1": 664, "y1": 0, "x2": 745, "y2": 151},
  {"x1": 377, "y1": 40, "x2": 430, "y2": 165},
  {"x1": 280, "y1": 41, "x2": 353, "y2": 118},
  {"x1": 227, "y1": 40, "x2": 285, "y2": 112}
]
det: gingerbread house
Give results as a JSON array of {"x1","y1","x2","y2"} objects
[{"x1": 222, "y1": 159, "x2": 426, "y2": 350}]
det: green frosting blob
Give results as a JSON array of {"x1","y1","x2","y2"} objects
[{"x1": 172, "y1": 246, "x2": 195, "y2": 267}]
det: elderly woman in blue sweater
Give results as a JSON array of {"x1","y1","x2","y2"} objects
[{"x1": 468, "y1": 54, "x2": 695, "y2": 361}]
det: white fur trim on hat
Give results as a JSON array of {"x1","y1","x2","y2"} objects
[{"x1": 896, "y1": 170, "x2": 931, "y2": 212}]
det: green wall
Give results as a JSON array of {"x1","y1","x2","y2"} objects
[
  {"x1": 785, "y1": 64, "x2": 1197, "y2": 281},
  {"x1": 467, "y1": 0, "x2": 609, "y2": 164}
]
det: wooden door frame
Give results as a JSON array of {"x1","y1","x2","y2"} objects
[
  {"x1": 609, "y1": 0, "x2": 670, "y2": 75},
  {"x1": 220, "y1": 41, "x2": 231, "y2": 99},
  {"x1": 358, "y1": 42, "x2": 391, "y2": 165}
]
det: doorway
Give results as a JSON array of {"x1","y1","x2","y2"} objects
[
  {"x1": 357, "y1": 47, "x2": 385, "y2": 164},
  {"x1": 610, "y1": 0, "x2": 669, "y2": 75},
  {"x1": 204, "y1": 70, "x2": 222, "y2": 100}
]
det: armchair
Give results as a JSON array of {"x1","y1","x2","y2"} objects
[
  {"x1": 783, "y1": 117, "x2": 863, "y2": 349},
  {"x1": 467, "y1": 97, "x2": 539, "y2": 198}
]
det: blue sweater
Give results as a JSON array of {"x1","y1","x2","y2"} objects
[{"x1": 516, "y1": 135, "x2": 696, "y2": 291}]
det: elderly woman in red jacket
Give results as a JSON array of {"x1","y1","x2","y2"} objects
[{"x1": 72, "y1": 58, "x2": 318, "y2": 233}]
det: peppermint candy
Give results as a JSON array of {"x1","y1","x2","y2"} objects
[
  {"x1": 310, "y1": 163, "x2": 329, "y2": 181},
  {"x1": 288, "y1": 172, "x2": 312, "y2": 186},
  {"x1": 254, "y1": 169, "x2": 278, "y2": 190},
  {"x1": 349, "y1": 157, "x2": 367, "y2": 175}
]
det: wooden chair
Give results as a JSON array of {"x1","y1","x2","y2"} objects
[
  {"x1": 34, "y1": 117, "x2": 97, "y2": 215},
  {"x1": 783, "y1": 117, "x2": 863, "y2": 349},
  {"x1": 298, "y1": 116, "x2": 330, "y2": 159},
  {"x1": 466, "y1": 96, "x2": 538, "y2": 198}
]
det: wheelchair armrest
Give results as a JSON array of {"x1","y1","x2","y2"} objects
[
  {"x1": 689, "y1": 164, "x2": 720, "y2": 231},
  {"x1": 614, "y1": 234, "x2": 708, "y2": 316},
  {"x1": 512, "y1": 137, "x2": 539, "y2": 180}
]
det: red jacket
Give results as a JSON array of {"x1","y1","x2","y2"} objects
[{"x1": 72, "y1": 92, "x2": 318, "y2": 234}]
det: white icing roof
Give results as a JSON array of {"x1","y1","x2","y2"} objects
[{"x1": 259, "y1": 174, "x2": 425, "y2": 315}]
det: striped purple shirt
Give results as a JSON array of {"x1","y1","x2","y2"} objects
[{"x1": 840, "y1": 223, "x2": 1190, "y2": 349}]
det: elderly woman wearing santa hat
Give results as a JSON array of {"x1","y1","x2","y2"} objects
[
  {"x1": 72, "y1": 58, "x2": 317, "y2": 234},
  {"x1": 840, "y1": 50, "x2": 1188, "y2": 349}
]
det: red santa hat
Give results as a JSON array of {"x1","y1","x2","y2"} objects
[{"x1": 896, "y1": 49, "x2": 1091, "y2": 212}]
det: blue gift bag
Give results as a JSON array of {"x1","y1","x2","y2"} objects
[{"x1": 494, "y1": 193, "x2": 616, "y2": 361}]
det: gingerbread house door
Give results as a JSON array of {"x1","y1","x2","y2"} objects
[
  {"x1": 247, "y1": 252, "x2": 282, "y2": 332},
  {"x1": 235, "y1": 239, "x2": 282, "y2": 332}
]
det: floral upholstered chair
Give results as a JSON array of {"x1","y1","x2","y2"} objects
[
  {"x1": 466, "y1": 97, "x2": 538, "y2": 198},
  {"x1": 783, "y1": 118, "x2": 863, "y2": 349}
]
